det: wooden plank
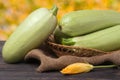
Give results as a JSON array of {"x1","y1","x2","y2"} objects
[{"x1": 0, "y1": 41, "x2": 120, "y2": 80}]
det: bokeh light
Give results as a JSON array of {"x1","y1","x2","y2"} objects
[{"x1": 0, "y1": 0, "x2": 120, "y2": 40}]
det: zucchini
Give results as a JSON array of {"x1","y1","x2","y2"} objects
[
  {"x1": 62, "y1": 25, "x2": 120, "y2": 51},
  {"x1": 60, "y1": 10, "x2": 120, "y2": 36},
  {"x1": 2, "y1": 6, "x2": 58, "y2": 63}
]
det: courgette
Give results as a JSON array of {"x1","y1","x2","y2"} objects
[
  {"x1": 62, "y1": 25, "x2": 120, "y2": 51},
  {"x1": 2, "y1": 6, "x2": 58, "y2": 63},
  {"x1": 60, "y1": 10, "x2": 120, "y2": 36}
]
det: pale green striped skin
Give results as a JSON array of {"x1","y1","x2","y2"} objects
[
  {"x1": 62, "y1": 25, "x2": 120, "y2": 51},
  {"x1": 60, "y1": 10, "x2": 120, "y2": 36},
  {"x1": 2, "y1": 6, "x2": 58, "y2": 63}
]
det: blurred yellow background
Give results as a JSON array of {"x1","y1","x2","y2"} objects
[{"x1": 0, "y1": 0, "x2": 120, "y2": 40}]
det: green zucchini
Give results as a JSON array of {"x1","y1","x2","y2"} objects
[
  {"x1": 62, "y1": 25, "x2": 120, "y2": 51},
  {"x1": 2, "y1": 6, "x2": 58, "y2": 63},
  {"x1": 60, "y1": 10, "x2": 120, "y2": 36}
]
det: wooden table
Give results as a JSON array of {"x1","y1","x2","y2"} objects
[{"x1": 0, "y1": 41, "x2": 120, "y2": 80}]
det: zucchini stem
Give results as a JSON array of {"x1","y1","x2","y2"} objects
[
  {"x1": 50, "y1": 5, "x2": 58, "y2": 16},
  {"x1": 62, "y1": 38, "x2": 75, "y2": 45}
]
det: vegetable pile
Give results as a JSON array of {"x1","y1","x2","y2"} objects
[
  {"x1": 2, "y1": 5, "x2": 120, "y2": 75},
  {"x1": 54, "y1": 10, "x2": 120, "y2": 51}
]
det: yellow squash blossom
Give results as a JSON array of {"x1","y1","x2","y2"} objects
[
  {"x1": 61, "y1": 63, "x2": 94, "y2": 74},
  {"x1": 61, "y1": 63, "x2": 117, "y2": 75}
]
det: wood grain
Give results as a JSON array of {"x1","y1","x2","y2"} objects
[{"x1": 0, "y1": 41, "x2": 120, "y2": 80}]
